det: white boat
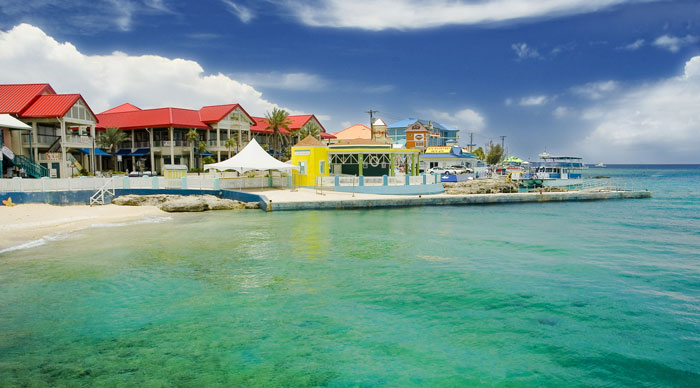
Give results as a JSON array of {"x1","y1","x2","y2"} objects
[
  {"x1": 519, "y1": 153, "x2": 587, "y2": 188},
  {"x1": 595, "y1": 163, "x2": 606, "y2": 167}
]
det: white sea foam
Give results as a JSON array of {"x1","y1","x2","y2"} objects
[{"x1": 0, "y1": 216, "x2": 173, "y2": 255}]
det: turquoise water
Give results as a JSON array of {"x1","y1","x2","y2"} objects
[{"x1": 1, "y1": 166, "x2": 699, "y2": 387}]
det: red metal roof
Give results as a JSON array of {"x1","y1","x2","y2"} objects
[
  {"x1": 198, "y1": 104, "x2": 255, "y2": 125},
  {"x1": 0, "y1": 84, "x2": 55, "y2": 114},
  {"x1": 97, "y1": 107, "x2": 211, "y2": 130},
  {"x1": 21, "y1": 94, "x2": 98, "y2": 119},
  {"x1": 250, "y1": 117, "x2": 291, "y2": 135},
  {"x1": 250, "y1": 114, "x2": 331, "y2": 136},
  {"x1": 100, "y1": 103, "x2": 141, "y2": 114}
]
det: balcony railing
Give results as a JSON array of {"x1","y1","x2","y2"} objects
[{"x1": 21, "y1": 134, "x2": 59, "y2": 146}]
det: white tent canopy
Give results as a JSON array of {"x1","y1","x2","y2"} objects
[
  {"x1": 204, "y1": 138, "x2": 299, "y2": 173},
  {"x1": 0, "y1": 114, "x2": 31, "y2": 130}
]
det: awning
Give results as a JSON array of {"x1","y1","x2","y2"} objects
[
  {"x1": 116, "y1": 149, "x2": 132, "y2": 156},
  {"x1": 195, "y1": 150, "x2": 213, "y2": 157},
  {"x1": 78, "y1": 148, "x2": 111, "y2": 156},
  {"x1": 0, "y1": 114, "x2": 31, "y2": 130},
  {"x1": 130, "y1": 148, "x2": 150, "y2": 157}
]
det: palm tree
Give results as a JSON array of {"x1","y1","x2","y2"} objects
[
  {"x1": 197, "y1": 141, "x2": 208, "y2": 169},
  {"x1": 97, "y1": 127, "x2": 128, "y2": 171},
  {"x1": 224, "y1": 137, "x2": 237, "y2": 158},
  {"x1": 298, "y1": 122, "x2": 321, "y2": 141},
  {"x1": 265, "y1": 107, "x2": 291, "y2": 158},
  {"x1": 185, "y1": 129, "x2": 199, "y2": 170}
]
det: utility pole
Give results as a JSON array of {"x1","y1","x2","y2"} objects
[
  {"x1": 500, "y1": 135, "x2": 506, "y2": 150},
  {"x1": 467, "y1": 132, "x2": 476, "y2": 152},
  {"x1": 366, "y1": 109, "x2": 379, "y2": 140}
]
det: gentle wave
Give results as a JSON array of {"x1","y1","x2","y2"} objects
[{"x1": 0, "y1": 215, "x2": 172, "y2": 255}]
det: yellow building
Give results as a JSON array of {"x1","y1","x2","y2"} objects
[{"x1": 290, "y1": 136, "x2": 329, "y2": 186}]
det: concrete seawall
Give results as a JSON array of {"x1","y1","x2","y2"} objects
[{"x1": 262, "y1": 190, "x2": 652, "y2": 211}]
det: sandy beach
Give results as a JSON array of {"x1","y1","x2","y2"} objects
[{"x1": 0, "y1": 204, "x2": 169, "y2": 252}]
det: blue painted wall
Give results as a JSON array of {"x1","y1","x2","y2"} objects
[
  {"x1": 0, "y1": 189, "x2": 267, "y2": 207},
  {"x1": 333, "y1": 184, "x2": 444, "y2": 195}
]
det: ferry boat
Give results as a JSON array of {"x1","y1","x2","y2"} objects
[{"x1": 518, "y1": 152, "x2": 587, "y2": 188}]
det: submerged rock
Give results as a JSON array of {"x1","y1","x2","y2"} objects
[
  {"x1": 112, "y1": 194, "x2": 258, "y2": 212},
  {"x1": 443, "y1": 179, "x2": 519, "y2": 194}
]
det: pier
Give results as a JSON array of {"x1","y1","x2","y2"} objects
[{"x1": 258, "y1": 188, "x2": 652, "y2": 211}]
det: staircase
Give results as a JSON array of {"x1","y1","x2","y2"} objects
[
  {"x1": 14, "y1": 155, "x2": 49, "y2": 178},
  {"x1": 48, "y1": 137, "x2": 61, "y2": 153},
  {"x1": 90, "y1": 177, "x2": 115, "y2": 206}
]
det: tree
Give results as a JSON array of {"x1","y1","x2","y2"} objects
[
  {"x1": 97, "y1": 127, "x2": 128, "y2": 171},
  {"x1": 472, "y1": 146, "x2": 486, "y2": 161},
  {"x1": 185, "y1": 129, "x2": 199, "y2": 170},
  {"x1": 485, "y1": 141, "x2": 504, "y2": 165},
  {"x1": 197, "y1": 141, "x2": 208, "y2": 169},
  {"x1": 298, "y1": 122, "x2": 321, "y2": 141},
  {"x1": 224, "y1": 137, "x2": 237, "y2": 158},
  {"x1": 265, "y1": 107, "x2": 291, "y2": 158}
]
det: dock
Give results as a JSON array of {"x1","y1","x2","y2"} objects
[{"x1": 257, "y1": 188, "x2": 652, "y2": 211}]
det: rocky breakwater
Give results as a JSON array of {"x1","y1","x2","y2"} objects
[
  {"x1": 443, "y1": 178, "x2": 519, "y2": 194},
  {"x1": 112, "y1": 194, "x2": 260, "y2": 212}
]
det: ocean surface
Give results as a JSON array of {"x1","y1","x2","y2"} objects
[{"x1": 1, "y1": 165, "x2": 699, "y2": 387}]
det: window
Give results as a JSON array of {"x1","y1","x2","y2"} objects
[
  {"x1": 298, "y1": 161, "x2": 307, "y2": 175},
  {"x1": 319, "y1": 160, "x2": 326, "y2": 175}
]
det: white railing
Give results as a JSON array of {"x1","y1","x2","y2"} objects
[
  {"x1": 320, "y1": 176, "x2": 335, "y2": 187},
  {"x1": 409, "y1": 176, "x2": 424, "y2": 185},
  {"x1": 0, "y1": 174, "x2": 290, "y2": 193},
  {"x1": 363, "y1": 177, "x2": 384, "y2": 186},
  {"x1": 388, "y1": 176, "x2": 405, "y2": 186},
  {"x1": 90, "y1": 178, "x2": 115, "y2": 206}
]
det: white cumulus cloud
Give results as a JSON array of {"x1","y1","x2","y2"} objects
[
  {"x1": 653, "y1": 34, "x2": 699, "y2": 53},
  {"x1": 421, "y1": 108, "x2": 486, "y2": 145},
  {"x1": 552, "y1": 106, "x2": 570, "y2": 118},
  {"x1": 571, "y1": 80, "x2": 619, "y2": 99},
  {"x1": 0, "y1": 23, "x2": 286, "y2": 116},
  {"x1": 582, "y1": 56, "x2": 700, "y2": 161},
  {"x1": 231, "y1": 72, "x2": 327, "y2": 91},
  {"x1": 519, "y1": 95, "x2": 549, "y2": 106},
  {"x1": 279, "y1": 0, "x2": 645, "y2": 31},
  {"x1": 619, "y1": 38, "x2": 645, "y2": 50}
]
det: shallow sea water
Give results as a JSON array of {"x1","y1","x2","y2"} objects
[{"x1": 1, "y1": 166, "x2": 699, "y2": 387}]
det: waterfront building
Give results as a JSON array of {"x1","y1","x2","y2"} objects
[
  {"x1": 290, "y1": 136, "x2": 330, "y2": 186},
  {"x1": 96, "y1": 103, "x2": 256, "y2": 172},
  {"x1": 250, "y1": 114, "x2": 335, "y2": 151},
  {"x1": 292, "y1": 139, "x2": 420, "y2": 182},
  {"x1": 386, "y1": 118, "x2": 459, "y2": 148},
  {"x1": 0, "y1": 83, "x2": 99, "y2": 178},
  {"x1": 370, "y1": 118, "x2": 391, "y2": 143},
  {"x1": 419, "y1": 146, "x2": 478, "y2": 171}
]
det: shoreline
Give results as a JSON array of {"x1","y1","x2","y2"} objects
[{"x1": 0, "y1": 204, "x2": 170, "y2": 253}]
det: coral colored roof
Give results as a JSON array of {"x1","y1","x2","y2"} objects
[
  {"x1": 0, "y1": 83, "x2": 55, "y2": 114},
  {"x1": 100, "y1": 103, "x2": 141, "y2": 114},
  {"x1": 21, "y1": 94, "x2": 97, "y2": 120},
  {"x1": 320, "y1": 132, "x2": 335, "y2": 139},
  {"x1": 250, "y1": 117, "x2": 291, "y2": 135},
  {"x1": 97, "y1": 107, "x2": 211, "y2": 130},
  {"x1": 332, "y1": 124, "x2": 371, "y2": 140},
  {"x1": 198, "y1": 104, "x2": 255, "y2": 124},
  {"x1": 294, "y1": 135, "x2": 325, "y2": 147}
]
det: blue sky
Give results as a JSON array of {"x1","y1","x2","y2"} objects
[{"x1": 1, "y1": 0, "x2": 699, "y2": 162}]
